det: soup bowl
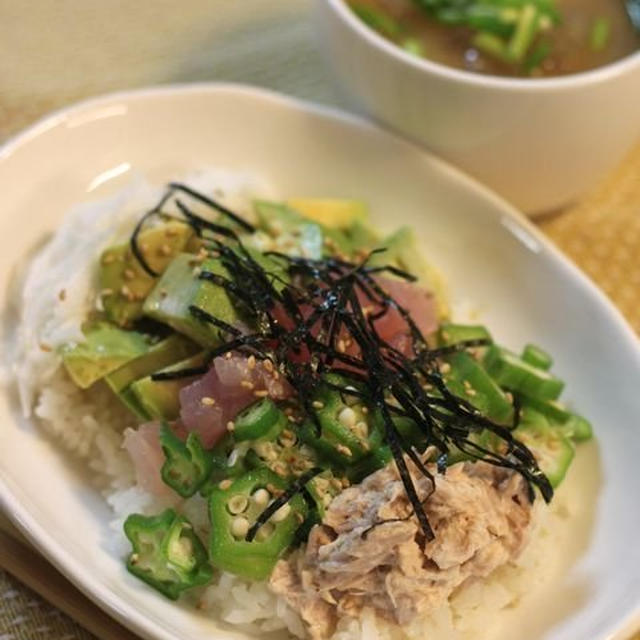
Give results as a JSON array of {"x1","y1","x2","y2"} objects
[{"x1": 315, "y1": 0, "x2": 640, "y2": 214}]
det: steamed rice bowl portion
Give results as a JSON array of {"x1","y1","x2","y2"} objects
[{"x1": 10, "y1": 169, "x2": 592, "y2": 640}]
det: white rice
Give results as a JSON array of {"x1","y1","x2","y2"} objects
[{"x1": 9, "y1": 170, "x2": 576, "y2": 640}]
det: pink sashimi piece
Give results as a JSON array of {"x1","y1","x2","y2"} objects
[
  {"x1": 367, "y1": 276, "x2": 439, "y2": 341},
  {"x1": 179, "y1": 354, "x2": 293, "y2": 448},
  {"x1": 122, "y1": 421, "x2": 175, "y2": 499}
]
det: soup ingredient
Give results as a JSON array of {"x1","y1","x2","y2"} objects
[
  {"x1": 124, "y1": 509, "x2": 212, "y2": 600},
  {"x1": 627, "y1": 0, "x2": 640, "y2": 30},
  {"x1": 270, "y1": 458, "x2": 532, "y2": 639},
  {"x1": 348, "y1": 0, "x2": 640, "y2": 76}
]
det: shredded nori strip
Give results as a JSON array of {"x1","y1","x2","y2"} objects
[
  {"x1": 150, "y1": 365, "x2": 210, "y2": 382},
  {"x1": 129, "y1": 188, "x2": 176, "y2": 277},
  {"x1": 129, "y1": 183, "x2": 554, "y2": 543},
  {"x1": 169, "y1": 182, "x2": 255, "y2": 233}
]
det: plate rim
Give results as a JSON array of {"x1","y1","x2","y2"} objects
[{"x1": 1, "y1": 82, "x2": 639, "y2": 640}]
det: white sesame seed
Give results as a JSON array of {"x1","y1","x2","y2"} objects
[
  {"x1": 227, "y1": 494, "x2": 249, "y2": 515},
  {"x1": 201, "y1": 396, "x2": 216, "y2": 406},
  {"x1": 270, "y1": 503, "x2": 291, "y2": 523},
  {"x1": 226, "y1": 421, "x2": 235, "y2": 432},
  {"x1": 336, "y1": 444, "x2": 353, "y2": 457},
  {"x1": 255, "y1": 522, "x2": 275, "y2": 542},
  {"x1": 247, "y1": 355, "x2": 256, "y2": 370},
  {"x1": 252, "y1": 488, "x2": 270, "y2": 507},
  {"x1": 338, "y1": 407, "x2": 357, "y2": 428},
  {"x1": 219, "y1": 479, "x2": 233, "y2": 490},
  {"x1": 230, "y1": 517, "x2": 250, "y2": 538}
]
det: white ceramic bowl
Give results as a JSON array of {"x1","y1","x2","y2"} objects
[
  {"x1": 315, "y1": 0, "x2": 640, "y2": 214},
  {"x1": 1, "y1": 85, "x2": 639, "y2": 640}
]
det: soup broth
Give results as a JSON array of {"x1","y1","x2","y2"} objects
[{"x1": 349, "y1": 0, "x2": 640, "y2": 77}]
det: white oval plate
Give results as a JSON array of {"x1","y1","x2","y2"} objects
[{"x1": 0, "y1": 85, "x2": 639, "y2": 640}]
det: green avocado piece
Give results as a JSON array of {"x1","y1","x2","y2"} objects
[
  {"x1": 117, "y1": 386, "x2": 151, "y2": 420},
  {"x1": 105, "y1": 333, "x2": 200, "y2": 394},
  {"x1": 143, "y1": 253, "x2": 241, "y2": 347},
  {"x1": 100, "y1": 221, "x2": 193, "y2": 327},
  {"x1": 129, "y1": 352, "x2": 208, "y2": 421},
  {"x1": 344, "y1": 220, "x2": 380, "y2": 254},
  {"x1": 253, "y1": 201, "x2": 324, "y2": 259},
  {"x1": 61, "y1": 323, "x2": 152, "y2": 389},
  {"x1": 286, "y1": 198, "x2": 369, "y2": 229}
]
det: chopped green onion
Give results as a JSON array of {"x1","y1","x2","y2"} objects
[
  {"x1": 589, "y1": 17, "x2": 611, "y2": 52},
  {"x1": 523, "y1": 39, "x2": 552, "y2": 74},
  {"x1": 507, "y1": 4, "x2": 540, "y2": 62},
  {"x1": 473, "y1": 31, "x2": 510, "y2": 62},
  {"x1": 350, "y1": 3, "x2": 403, "y2": 39},
  {"x1": 402, "y1": 37, "x2": 426, "y2": 57}
]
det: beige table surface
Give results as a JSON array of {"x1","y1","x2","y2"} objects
[{"x1": 1, "y1": 1, "x2": 639, "y2": 639}]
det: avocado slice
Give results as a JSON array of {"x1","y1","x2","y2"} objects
[
  {"x1": 129, "y1": 352, "x2": 208, "y2": 421},
  {"x1": 117, "y1": 386, "x2": 151, "y2": 421},
  {"x1": 100, "y1": 221, "x2": 193, "y2": 327},
  {"x1": 253, "y1": 201, "x2": 324, "y2": 259},
  {"x1": 143, "y1": 253, "x2": 241, "y2": 347},
  {"x1": 286, "y1": 199, "x2": 368, "y2": 230},
  {"x1": 345, "y1": 219, "x2": 380, "y2": 252},
  {"x1": 61, "y1": 323, "x2": 153, "y2": 389},
  {"x1": 105, "y1": 333, "x2": 200, "y2": 393}
]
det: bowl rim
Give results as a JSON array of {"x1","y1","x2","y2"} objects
[
  {"x1": 1, "y1": 82, "x2": 640, "y2": 640},
  {"x1": 324, "y1": 0, "x2": 640, "y2": 90}
]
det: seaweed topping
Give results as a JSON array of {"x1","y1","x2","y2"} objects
[{"x1": 133, "y1": 185, "x2": 553, "y2": 542}]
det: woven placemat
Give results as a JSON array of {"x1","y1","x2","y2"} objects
[
  {"x1": 0, "y1": 571, "x2": 95, "y2": 640},
  {"x1": 539, "y1": 144, "x2": 640, "y2": 334}
]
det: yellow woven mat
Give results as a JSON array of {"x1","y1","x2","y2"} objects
[{"x1": 539, "y1": 143, "x2": 640, "y2": 333}]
